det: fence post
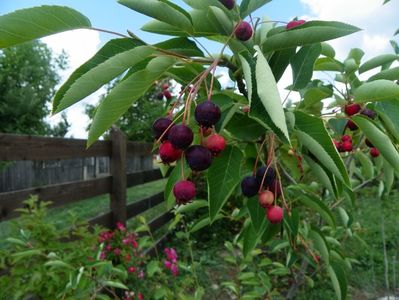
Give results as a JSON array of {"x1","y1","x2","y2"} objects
[{"x1": 109, "y1": 127, "x2": 127, "y2": 228}]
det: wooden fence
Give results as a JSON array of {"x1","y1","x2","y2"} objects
[{"x1": 0, "y1": 128, "x2": 173, "y2": 242}]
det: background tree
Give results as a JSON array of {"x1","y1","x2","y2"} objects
[
  {"x1": 85, "y1": 79, "x2": 172, "y2": 142},
  {"x1": 0, "y1": 40, "x2": 69, "y2": 136}
]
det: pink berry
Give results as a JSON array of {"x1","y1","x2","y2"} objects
[
  {"x1": 206, "y1": 134, "x2": 226, "y2": 155},
  {"x1": 266, "y1": 206, "x2": 284, "y2": 224},
  {"x1": 344, "y1": 103, "x2": 362, "y2": 116},
  {"x1": 159, "y1": 141, "x2": 182, "y2": 163},
  {"x1": 258, "y1": 191, "x2": 274, "y2": 208},
  {"x1": 173, "y1": 180, "x2": 196, "y2": 204},
  {"x1": 370, "y1": 147, "x2": 380, "y2": 158},
  {"x1": 340, "y1": 141, "x2": 353, "y2": 152},
  {"x1": 341, "y1": 135, "x2": 352, "y2": 142},
  {"x1": 286, "y1": 19, "x2": 306, "y2": 30}
]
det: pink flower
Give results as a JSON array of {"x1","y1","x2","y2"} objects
[
  {"x1": 116, "y1": 222, "x2": 126, "y2": 231},
  {"x1": 164, "y1": 260, "x2": 172, "y2": 269},
  {"x1": 164, "y1": 247, "x2": 178, "y2": 261},
  {"x1": 105, "y1": 244, "x2": 112, "y2": 252},
  {"x1": 100, "y1": 251, "x2": 106, "y2": 260},
  {"x1": 132, "y1": 240, "x2": 138, "y2": 248},
  {"x1": 122, "y1": 238, "x2": 130, "y2": 245},
  {"x1": 170, "y1": 264, "x2": 179, "y2": 277},
  {"x1": 128, "y1": 266, "x2": 136, "y2": 273},
  {"x1": 138, "y1": 270, "x2": 145, "y2": 279},
  {"x1": 113, "y1": 248, "x2": 121, "y2": 256}
]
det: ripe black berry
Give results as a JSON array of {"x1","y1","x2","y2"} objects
[
  {"x1": 235, "y1": 21, "x2": 253, "y2": 41},
  {"x1": 152, "y1": 117, "x2": 173, "y2": 140},
  {"x1": 256, "y1": 166, "x2": 276, "y2": 188},
  {"x1": 168, "y1": 124, "x2": 193, "y2": 149},
  {"x1": 241, "y1": 176, "x2": 260, "y2": 197},
  {"x1": 185, "y1": 145, "x2": 212, "y2": 171},
  {"x1": 361, "y1": 108, "x2": 376, "y2": 119},
  {"x1": 219, "y1": 0, "x2": 235, "y2": 9},
  {"x1": 195, "y1": 101, "x2": 221, "y2": 128}
]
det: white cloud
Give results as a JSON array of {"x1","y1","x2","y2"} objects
[{"x1": 42, "y1": 29, "x2": 102, "y2": 139}]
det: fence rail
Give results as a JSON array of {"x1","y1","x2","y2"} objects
[{"x1": 0, "y1": 128, "x2": 171, "y2": 241}]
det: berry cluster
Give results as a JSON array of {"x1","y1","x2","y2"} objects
[
  {"x1": 153, "y1": 99, "x2": 226, "y2": 205},
  {"x1": 241, "y1": 166, "x2": 284, "y2": 224},
  {"x1": 156, "y1": 83, "x2": 173, "y2": 100},
  {"x1": 334, "y1": 135, "x2": 353, "y2": 153}
]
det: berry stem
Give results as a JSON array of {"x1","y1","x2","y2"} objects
[
  {"x1": 180, "y1": 154, "x2": 185, "y2": 180},
  {"x1": 253, "y1": 136, "x2": 268, "y2": 176}
]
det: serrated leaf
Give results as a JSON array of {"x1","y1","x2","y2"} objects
[
  {"x1": 263, "y1": 21, "x2": 360, "y2": 52},
  {"x1": 243, "y1": 221, "x2": 265, "y2": 258},
  {"x1": 225, "y1": 113, "x2": 265, "y2": 141},
  {"x1": 165, "y1": 161, "x2": 191, "y2": 209},
  {"x1": 240, "y1": 0, "x2": 272, "y2": 18},
  {"x1": 309, "y1": 229, "x2": 329, "y2": 263},
  {"x1": 207, "y1": 6, "x2": 233, "y2": 36},
  {"x1": 0, "y1": 5, "x2": 91, "y2": 48},
  {"x1": 182, "y1": 0, "x2": 225, "y2": 10},
  {"x1": 375, "y1": 100, "x2": 399, "y2": 142},
  {"x1": 304, "y1": 156, "x2": 337, "y2": 198},
  {"x1": 352, "y1": 116, "x2": 399, "y2": 173},
  {"x1": 303, "y1": 85, "x2": 333, "y2": 107},
  {"x1": 208, "y1": 146, "x2": 243, "y2": 222},
  {"x1": 118, "y1": 0, "x2": 192, "y2": 31},
  {"x1": 103, "y1": 281, "x2": 128, "y2": 290},
  {"x1": 295, "y1": 111, "x2": 350, "y2": 187},
  {"x1": 359, "y1": 54, "x2": 398, "y2": 73},
  {"x1": 247, "y1": 197, "x2": 266, "y2": 233},
  {"x1": 268, "y1": 48, "x2": 296, "y2": 82},
  {"x1": 354, "y1": 79, "x2": 399, "y2": 102},
  {"x1": 355, "y1": 151, "x2": 374, "y2": 180},
  {"x1": 290, "y1": 44, "x2": 322, "y2": 90},
  {"x1": 297, "y1": 193, "x2": 335, "y2": 227},
  {"x1": 87, "y1": 56, "x2": 176, "y2": 146}
]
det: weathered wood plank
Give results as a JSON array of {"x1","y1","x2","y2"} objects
[
  {"x1": 0, "y1": 133, "x2": 111, "y2": 160},
  {"x1": 148, "y1": 211, "x2": 174, "y2": 232},
  {"x1": 126, "y1": 141, "x2": 153, "y2": 156},
  {"x1": 88, "y1": 212, "x2": 112, "y2": 228},
  {"x1": 0, "y1": 176, "x2": 112, "y2": 221},
  {"x1": 126, "y1": 169, "x2": 163, "y2": 188},
  {"x1": 126, "y1": 192, "x2": 164, "y2": 219}
]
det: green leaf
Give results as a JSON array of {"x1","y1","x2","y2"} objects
[
  {"x1": 247, "y1": 197, "x2": 266, "y2": 233},
  {"x1": 208, "y1": 146, "x2": 243, "y2": 222},
  {"x1": 355, "y1": 151, "x2": 374, "y2": 180},
  {"x1": 375, "y1": 100, "x2": 399, "y2": 142},
  {"x1": 190, "y1": 214, "x2": 223, "y2": 232},
  {"x1": 243, "y1": 221, "x2": 265, "y2": 258},
  {"x1": 290, "y1": 44, "x2": 322, "y2": 90},
  {"x1": 0, "y1": 5, "x2": 91, "y2": 48},
  {"x1": 240, "y1": 0, "x2": 272, "y2": 18},
  {"x1": 6, "y1": 237, "x2": 26, "y2": 246},
  {"x1": 296, "y1": 193, "x2": 336, "y2": 227},
  {"x1": 359, "y1": 54, "x2": 398, "y2": 73},
  {"x1": 295, "y1": 111, "x2": 350, "y2": 186},
  {"x1": 303, "y1": 85, "x2": 333, "y2": 108},
  {"x1": 263, "y1": 21, "x2": 361, "y2": 52},
  {"x1": 314, "y1": 57, "x2": 344, "y2": 72},
  {"x1": 176, "y1": 200, "x2": 208, "y2": 214},
  {"x1": 182, "y1": 0, "x2": 225, "y2": 10},
  {"x1": 88, "y1": 56, "x2": 176, "y2": 146},
  {"x1": 354, "y1": 79, "x2": 399, "y2": 102},
  {"x1": 352, "y1": 116, "x2": 399, "y2": 173},
  {"x1": 44, "y1": 260, "x2": 74, "y2": 269},
  {"x1": 103, "y1": 281, "x2": 129, "y2": 290},
  {"x1": 118, "y1": 0, "x2": 192, "y2": 31},
  {"x1": 239, "y1": 49, "x2": 290, "y2": 143},
  {"x1": 304, "y1": 156, "x2": 337, "y2": 198},
  {"x1": 383, "y1": 159, "x2": 395, "y2": 194},
  {"x1": 207, "y1": 6, "x2": 234, "y2": 35},
  {"x1": 165, "y1": 161, "x2": 191, "y2": 209},
  {"x1": 54, "y1": 43, "x2": 153, "y2": 113},
  {"x1": 309, "y1": 229, "x2": 329, "y2": 263},
  {"x1": 321, "y1": 42, "x2": 336, "y2": 57},
  {"x1": 225, "y1": 113, "x2": 265, "y2": 141},
  {"x1": 268, "y1": 48, "x2": 296, "y2": 82},
  {"x1": 368, "y1": 67, "x2": 399, "y2": 81},
  {"x1": 146, "y1": 261, "x2": 161, "y2": 277},
  {"x1": 328, "y1": 262, "x2": 348, "y2": 300}
]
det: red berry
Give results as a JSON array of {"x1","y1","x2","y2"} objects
[
  {"x1": 159, "y1": 141, "x2": 182, "y2": 163},
  {"x1": 344, "y1": 103, "x2": 362, "y2": 116},
  {"x1": 266, "y1": 206, "x2": 284, "y2": 224},
  {"x1": 370, "y1": 147, "x2": 380, "y2": 158},
  {"x1": 340, "y1": 141, "x2": 353, "y2": 152},
  {"x1": 162, "y1": 83, "x2": 169, "y2": 90},
  {"x1": 286, "y1": 19, "x2": 306, "y2": 30},
  {"x1": 258, "y1": 191, "x2": 274, "y2": 208},
  {"x1": 168, "y1": 124, "x2": 193, "y2": 149},
  {"x1": 242, "y1": 105, "x2": 250, "y2": 113},
  {"x1": 365, "y1": 138, "x2": 374, "y2": 148},
  {"x1": 206, "y1": 134, "x2": 226, "y2": 155},
  {"x1": 173, "y1": 180, "x2": 196, "y2": 204},
  {"x1": 347, "y1": 120, "x2": 358, "y2": 131},
  {"x1": 341, "y1": 135, "x2": 352, "y2": 142},
  {"x1": 163, "y1": 90, "x2": 172, "y2": 100},
  {"x1": 235, "y1": 21, "x2": 253, "y2": 41},
  {"x1": 333, "y1": 139, "x2": 342, "y2": 151}
]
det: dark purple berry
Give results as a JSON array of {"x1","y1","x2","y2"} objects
[
  {"x1": 194, "y1": 101, "x2": 221, "y2": 128},
  {"x1": 256, "y1": 166, "x2": 276, "y2": 188},
  {"x1": 219, "y1": 0, "x2": 235, "y2": 9},
  {"x1": 241, "y1": 176, "x2": 260, "y2": 197},
  {"x1": 168, "y1": 124, "x2": 193, "y2": 149},
  {"x1": 360, "y1": 108, "x2": 376, "y2": 119},
  {"x1": 152, "y1": 117, "x2": 173, "y2": 140},
  {"x1": 185, "y1": 145, "x2": 212, "y2": 171},
  {"x1": 235, "y1": 21, "x2": 253, "y2": 41},
  {"x1": 156, "y1": 92, "x2": 164, "y2": 100},
  {"x1": 365, "y1": 138, "x2": 374, "y2": 148}
]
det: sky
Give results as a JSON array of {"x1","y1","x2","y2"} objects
[{"x1": 1, "y1": 0, "x2": 398, "y2": 138}]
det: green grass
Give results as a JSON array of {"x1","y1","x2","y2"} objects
[{"x1": 0, "y1": 179, "x2": 167, "y2": 244}]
